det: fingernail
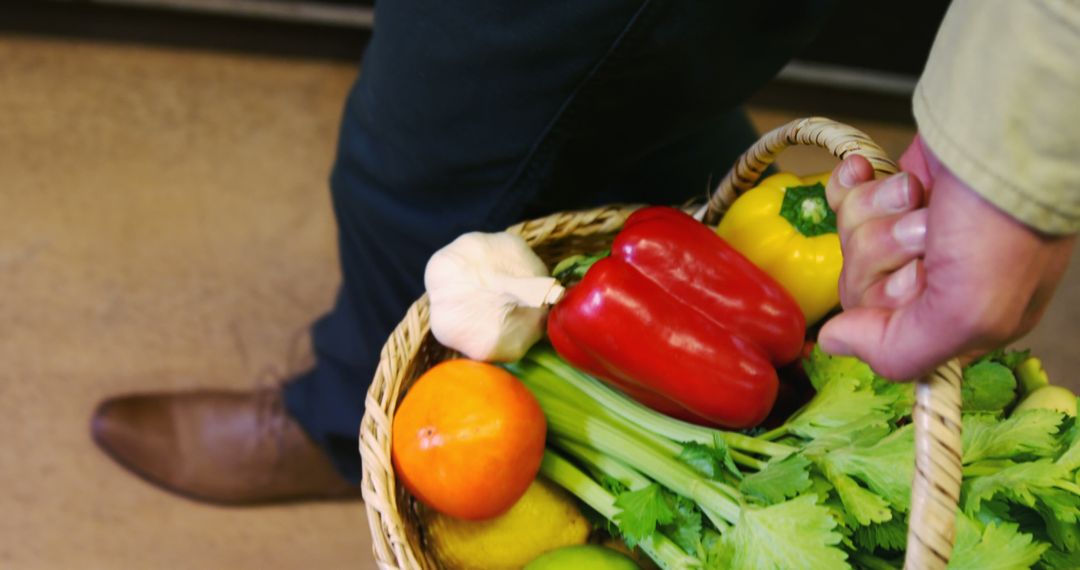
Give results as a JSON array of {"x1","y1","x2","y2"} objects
[
  {"x1": 873, "y1": 173, "x2": 910, "y2": 212},
  {"x1": 892, "y1": 209, "x2": 928, "y2": 250},
  {"x1": 838, "y1": 159, "x2": 860, "y2": 188},
  {"x1": 885, "y1": 260, "x2": 919, "y2": 299}
]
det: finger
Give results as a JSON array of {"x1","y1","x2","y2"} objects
[
  {"x1": 826, "y1": 154, "x2": 875, "y2": 211},
  {"x1": 839, "y1": 209, "x2": 928, "y2": 307},
  {"x1": 817, "y1": 301, "x2": 961, "y2": 381},
  {"x1": 849, "y1": 259, "x2": 926, "y2": 310},
  {"x1": 820, "y1": 280, "x2": 1027, "y2": 381},
  {"x1": 834, "y1": 173, "x2": 925, "y2": 245}
]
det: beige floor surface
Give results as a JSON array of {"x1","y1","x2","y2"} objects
[{"x1": 1, "y1": 33, "x2": 1077, "y2": 570}]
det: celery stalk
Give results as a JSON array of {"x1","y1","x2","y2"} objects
[
  {"x1": 533, "y1": 389, "x2": 741, "y2": 528},
  {"x1": 522, "y1": 347, "x2": 795, "y2": 459},
  {"x1": 540, "y1": 451, "x2": 702, "y2": 570},
  {"x1": 553, "y1": 437, "x2": 653, "y2": 491}
]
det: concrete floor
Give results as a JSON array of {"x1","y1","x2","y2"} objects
[{"x1": 1, "y1": 33, "x2": 1077, "y2": 570}]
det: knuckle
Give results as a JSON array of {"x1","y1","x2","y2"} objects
[{"x1": 838, "y1": 270, "x2": 859, "y2": 309}]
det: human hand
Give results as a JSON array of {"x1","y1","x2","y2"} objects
[{"x1": 817, "y1": 136, "x2": 1076, "y2": 380}]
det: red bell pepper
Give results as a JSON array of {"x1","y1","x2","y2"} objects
[{"x1": 547, "y1": 206, "x2": 806, "y2": 428}]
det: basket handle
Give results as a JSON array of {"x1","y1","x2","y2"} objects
[
  {"x1": 703, "y1": 116, "x2": 898, "y2": 225},
  {"x1": 708, "y1": 117, "x2": 962, "y2": 569},
  {"x1": 906, "y1": 360, "x2": 964, "y2": 570}
]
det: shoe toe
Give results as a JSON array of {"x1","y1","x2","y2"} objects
[
  {"x1": 91, "y1": 395, "x2": 179, "y2": 484},
  {"x1": 90, "y1": 389, "x2": 363, "y2": 505}
]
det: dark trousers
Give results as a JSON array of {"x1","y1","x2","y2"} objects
[{"x1": 283, "y1": 0, "x2": 835, "y2": 481}]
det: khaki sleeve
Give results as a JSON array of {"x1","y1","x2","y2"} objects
[{"x1": 913, "y1": 0, "x2": 1080, "y2": 235}]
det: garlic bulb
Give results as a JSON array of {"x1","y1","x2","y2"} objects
[{"x1": 425, "y1": 232, "x2": 565, "y2": 362}]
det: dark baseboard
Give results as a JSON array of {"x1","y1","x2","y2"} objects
[{"x1": 2, "y1": 1, "x2": 371, "y2": 61}]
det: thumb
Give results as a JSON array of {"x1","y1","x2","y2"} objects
[{"x1": 817, "y1": 301, "x2": 963, "y2": 381}]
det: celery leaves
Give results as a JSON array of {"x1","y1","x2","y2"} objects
[
  {"x1": 803, "y1": 345, "x2": 875, "y2": 392},
  {"x1": 963, "y1": 410, "x2": 1064, "y2": 464},
  {"x1": 852, "y1": 517, "x2": 908, "y2": 552},
  {"x1": 739, "y1": 454, "x2": 813, "y2": 505},
  {"x1": 725, "y1": 495, "x2": 849, "y2": 570},
  {"x1": 1038, "y1": 547, "x2": 1080, "y2": 570},
  {"x1": 613, "y1": 483, "x2": 676, "y2": 548},
  {"x1": 1056, "y1": 420, "x2": 1080, "y2": 472},
  {"x1": 823, "y1": 464, "x2": 892, "y2": 526},
  {"x1": 786, "y1": 374, "x2": 893, "y2": 440},
  {"x1": 963, "y1": 459, "x2": 1073, "y2": 516},
  {"x1": 803, "y1": 345, "x2": 913, "y2": 420},
  {"x1": 824, "y1": 425, "x2": 914, "y2": 512},
  {"x1": 948, "y1": 515, "x2": 1048, "y2": 570},
  {"x1": 679, "y1": 436, "x2": 741, "y2": 480},
  {"x1": 666, "y1": 495, "x2": 704, "y2": 554}
]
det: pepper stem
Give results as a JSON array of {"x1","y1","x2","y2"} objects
[
  {"x1": 552, "y1": 251, "x2": 609, "y2": 284},
  {"x1": 779, "y1": 182, "x2": 837, "y2": 237}
]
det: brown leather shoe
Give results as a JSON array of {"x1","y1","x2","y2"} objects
[{"x1": 90, "y1": 388, "x2": 362, "y2": 505}]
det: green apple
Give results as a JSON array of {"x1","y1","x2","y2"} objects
[
  {"x1": 1016, "y1": 357, "x2": 1050, "y2": 396},
  {"x1": 525, "y1": 545, "x2": 640, "y2": 570},
  {"x1": 1013, "y1": 385, "x2": 1077, "y2": 417}
]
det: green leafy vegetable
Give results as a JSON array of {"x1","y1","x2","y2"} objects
[
  {"x1": 614, "y1": 484, "x2": 677, "y2": 547},
  {"x1": 803, "y1": 344, "x2": 876, "y2": 392},
  {"x1": 852, "y1": 517, "x2": 908, "y2": 552},
  {"x1": 785, "y1": 375, "x2": 894, "y2": 440},
  {"x1": 823, "y1": 425, "x2": 915, "y2": 512},
  {"x1": 600, "y1": 474, "x2": 629, "y2": 495},
  {"x1": 963, "y1": 410, "x2": 1064, "y2": 464},
  {"x1": 1056, "y1": 420, "x2": 1080, "y2": 472},
  {"x1": 962, "y1": 361, "x2": 1017, "y2": 413},
  {"x1": 852, "y1": 552, "x2": 902, "y2": 570},
  {"x1": 702, "y1": 528, "x2": 733, "y2": 569},
  {"x1": 823, "y1": 464, "x2": 892, "y2": 526},
  {"x1": 679, "y1": 436, "x2": 741, "y2": 480},
  {"x1": 725, "y1": 495, "x2": 849, "y2": 570},
  {"x1": 963, "y1": 459, "x2": 1073, "y2": 517},
  {"x1": 873, "y1": 378, "x2": 916, "y2": 421},
  {"x1": 802, "y1": 345, "x2": 913, "y2": 420},
  {"x1": 1036, "y1": 487, "x2": 1080, "y2": 525},
  {"x1": 977, "y1": 348, "x2": 1032, "y2": 372},
  {"x1": 665, "y1": 495, "x2": 704, "y2": 554},
  {"x1": 1038, "y1": 547, "x2": 1080, "y2": 570},
  {"x1": 739, "y1": 454, "x2": 813, "y2": 505},
  {"x1": 1041, "y1": 501, "x2": 1080, "y2": 552},
  {"x1": 948, "y1": 515, "x2": 1048, "y2": 570}
]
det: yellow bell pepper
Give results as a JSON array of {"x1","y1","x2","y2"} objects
[{"x1": 716, "y1": 172, "x2": 841, "y2": 326}]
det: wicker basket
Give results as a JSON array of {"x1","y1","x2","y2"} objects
[{"x1": 360, "y1": 117, "x2": 965, "y2": 570}]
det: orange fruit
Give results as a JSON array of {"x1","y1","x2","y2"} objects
[{"x1": 391, "y1": 359, "x2": 547, "y2": 520}]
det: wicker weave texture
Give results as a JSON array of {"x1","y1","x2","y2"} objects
[{"x1": 360, "y1": 118, "x2": 962, "y2": 570}]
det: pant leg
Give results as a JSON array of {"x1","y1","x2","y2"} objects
[{"x1": 285, "y1": 0, "x2": 836, "y2": 482}]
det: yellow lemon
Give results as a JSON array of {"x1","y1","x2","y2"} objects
[{"x1": 424, "y1": 478, "x2": 590, "y2": 570}]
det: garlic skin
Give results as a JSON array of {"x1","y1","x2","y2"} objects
[{"x1": 425, "y1": 232, "x2": 565, "y2": 362}]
